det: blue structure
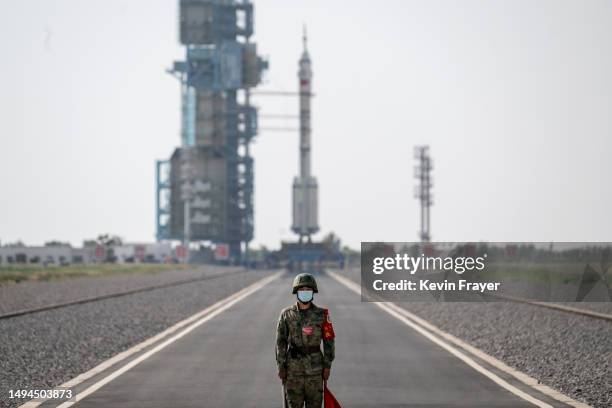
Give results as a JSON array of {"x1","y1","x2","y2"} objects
[{"x1": 156, "y1": 0, "x2": 268, "y2": 262}]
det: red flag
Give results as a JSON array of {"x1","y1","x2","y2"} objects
[{"x1": 324, "y1": 383, "x2": 342, "y2": 408}]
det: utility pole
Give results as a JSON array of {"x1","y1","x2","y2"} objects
[{"x1": 414, "y1": 146, "x2": 433, "y2": 242}]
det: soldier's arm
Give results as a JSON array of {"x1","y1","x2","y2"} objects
[
  {"x1": 322, "y1": 309, "x2": 335, "y2": 369},
  {"x1": 323, "y1": 337, "x2": 335, "y2": 369},
  {"x1": 275, "y1": 311, "x2": 288, "y2": 371}
]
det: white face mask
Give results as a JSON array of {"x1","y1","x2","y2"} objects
[{"x1": 297, "y1": 290, "x2": 314, "y2": 303}]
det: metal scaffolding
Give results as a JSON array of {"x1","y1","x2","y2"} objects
[
  {"x1": 156, "y1": 0, "x2": 268, "y2": 262},
  {"x1": 414, "y1": 146, "x2": 433, "y2": 242},
  {"x1": 155, "y1": 160, "x2": 171, "y2": 242}
]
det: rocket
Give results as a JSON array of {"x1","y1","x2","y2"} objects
[{"x1": 292, "y1": 28, "x2": 319, "y2": 241}]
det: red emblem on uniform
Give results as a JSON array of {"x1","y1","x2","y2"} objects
[
  {"x1": 322, "y1": 309, "x2": 335, "y2": 340},
  {"x1": 302, "y1": 326, "x2": 314, "y2": 335}
]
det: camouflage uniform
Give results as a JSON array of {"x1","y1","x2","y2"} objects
[{"x1": 276, "y1": 302, "x2": 335, "y2": 408}]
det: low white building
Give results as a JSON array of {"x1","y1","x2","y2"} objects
[
  {"x1": 0, "y1": 246, "x2": 93, "y2": 265},
  {"x1": 0, "y1": 242, "x2": 174, "y2": 265}
]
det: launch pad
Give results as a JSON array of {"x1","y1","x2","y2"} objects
[
  {"x1": 283, "y1": 30, "x2": 344, "y2": 272},
  {"x1": 155, "y1": 3, "x2": 341, "y2": 268}
]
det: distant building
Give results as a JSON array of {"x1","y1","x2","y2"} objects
[
  {"x1": 113, "y1": 243, "x2": 173, "y2": 263},
  {"x1": 0, "y1": 246, "x2": 93, "y2": 266},
  {"x1": 0, "y1": 242, "x2": 174, "y2": 265}
]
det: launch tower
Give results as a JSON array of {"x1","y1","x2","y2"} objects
[{"x1": 156, "y1": 0, "x2": 268, "y2": 261}]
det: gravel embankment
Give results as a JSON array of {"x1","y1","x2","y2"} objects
[
  {"x1": 0, "y1": 266, "x2": 243, "y2": 315},
  {"x1": 0, "y1": 268, "x2": 274, "y2": 408},
  {"x1": 335, "y1": 267, "x2": 612, "y2": 408}
]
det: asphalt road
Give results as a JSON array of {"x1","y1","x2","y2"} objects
[{"x1": 53, "y1": 272, "x2": 559, "y2": 408}]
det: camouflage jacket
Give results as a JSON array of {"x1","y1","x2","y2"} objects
[{"x1": 276, "y1": 303, "x2": 335, "y2": 376}]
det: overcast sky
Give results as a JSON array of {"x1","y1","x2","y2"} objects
[{"x1": 1, "y1": 0, "x2": 611, "y2": 249}]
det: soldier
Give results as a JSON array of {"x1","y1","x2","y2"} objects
[{"x1": 276, "y1": 273, "x2": 335, "y2": 408}]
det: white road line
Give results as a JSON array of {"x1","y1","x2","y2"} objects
[
  {"x1": 328, "y1": 271, "x2": 591, "y2": 408},
  {"x1": 19, "y1": 271, "x2": 281, "y2": 408}
]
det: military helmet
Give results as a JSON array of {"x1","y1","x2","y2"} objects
[{"x1": 292, "y1": 273, "x2": 318, "y2": 294}]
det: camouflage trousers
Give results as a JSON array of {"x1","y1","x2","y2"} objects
[{"x1": 285, "y1": 375, "x2": 323, "y2": 408}]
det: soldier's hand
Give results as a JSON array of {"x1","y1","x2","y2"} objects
[
  {"x1": 323, "y1": 368, "x2": 331, "y2": 381},
  {"x1": 278, "y1": 369, "x2": 287, "y2": 384}
]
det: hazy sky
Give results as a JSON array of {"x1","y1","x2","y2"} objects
[{"x1": 1, "y1": 0, "x2": 612, "y2": 249}]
